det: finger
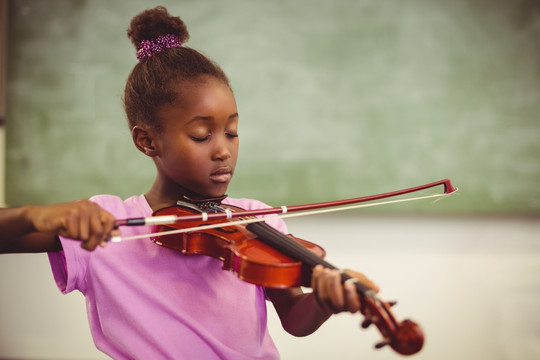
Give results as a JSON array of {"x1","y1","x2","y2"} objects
[
  {"x1": 77, "y1": 203, "x2": 91, "y2": 242},
  {"x1": 88, "y1": 204, "x2": 107, "y2": 248},
  {"x1": 311, "y1": 266, "x2": 334, "y2": 314},
  {"x1": 63, "y1": 206, "x2": 81, "y2": 240},
  {"x1": 344, "y1": 268, "x2": 380, "y2": 293},
  {"x1": 311, "y1": 265, "x2": 324, "y2": 290},
  {"x1": 75, "y1": 201, "x2": 102, "y2": 251},
  {"x1": 343, "y1": 279, "x2": 362, "y2": 313},
  {"x1": 111, "y1": 229, "x2": 121, "y2": 237},
  {"x1": 313, "y1": 266, "x2": 345, "y2": 314},
  {"x1": 100, "y1": 209, "x2": 117, "y2": 238},
  {"x1": 98, "y1": 207, "x2": 119, "y2": 246},
  {"x1": 325, "y1": 268, "x2": 345, "y2": 311}
]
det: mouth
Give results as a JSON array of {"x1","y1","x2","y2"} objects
[{"x1": 210, "y1": 167, "x2": 233, "y2": 184}]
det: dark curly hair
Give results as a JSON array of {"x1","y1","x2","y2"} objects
[{"x1": 124, "y1": 6, "x2": 230, "y2": 131}]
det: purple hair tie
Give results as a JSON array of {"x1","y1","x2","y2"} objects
[{"x1": 136, "y1": 34, "x2": 182, "y2": 61}]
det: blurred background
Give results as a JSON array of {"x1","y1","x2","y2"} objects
[{"x1": 1, "y1": 0, "x2": 539, "y2": 359}]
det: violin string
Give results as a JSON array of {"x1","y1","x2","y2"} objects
[
  {"x1": 110, "y1": 192, "x2": 452, "y2": 242},
  {"x1": 246, "y1": 223, "x2": 375, "y2": 293},
  {"x1": 245, "y1": 221, "x2": 335, "y2": 269}
]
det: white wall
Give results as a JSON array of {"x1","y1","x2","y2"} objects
[{"x1": 1, "y1": 215, "x2": 539, "y2": 360}]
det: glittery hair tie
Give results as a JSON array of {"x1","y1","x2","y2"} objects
[{"x1": 136, "y1": 34, "x2": 182, "y2": 61}]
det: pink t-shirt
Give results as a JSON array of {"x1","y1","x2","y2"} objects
[{"x1": 48, "y1": 195, "x2": 287, "y2": 360}]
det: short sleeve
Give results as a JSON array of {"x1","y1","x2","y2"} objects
[
  {"x1": 47, "y1": 194, "x2": 126, "y2": 295},
  {"x1": 48, "y1": 236, "x2": 91, "y2": 294}
]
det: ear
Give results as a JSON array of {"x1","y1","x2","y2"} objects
[{"x1": 132, "y1": 125, "x2": 159, "y2": 157}]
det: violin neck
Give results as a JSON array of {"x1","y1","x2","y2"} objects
[
  {"x1": 246, "y1": 221, "x2": 333, "y2": 268},
  {"x1": 245, "y1": 222, "x2": 374, "y2": 294}
]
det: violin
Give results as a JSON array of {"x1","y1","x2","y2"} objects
[
  {"x1": 115, "y1": 179, "x2": 458, "y2": 355},
  {"x1": 149, "y1": 200, "x2": 424, "y2": 356}
]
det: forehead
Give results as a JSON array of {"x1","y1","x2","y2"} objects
[
  {"x1": 178, "y1": 75, "x2": 233, "y2": 103},
  {"x1": 185, "y1": 78, "x2": 236, "y2": 112},
  {"x1": 159, "y1": 76, "x2": 237, "y2": 126}
]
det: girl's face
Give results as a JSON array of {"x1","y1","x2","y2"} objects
[{"x1": 152, "y1": 77, "x2": 239, "y2": 200}]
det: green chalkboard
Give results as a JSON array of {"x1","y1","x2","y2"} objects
[{"x1": 6, "y1": 0, "x2": 540, "y2": 214}]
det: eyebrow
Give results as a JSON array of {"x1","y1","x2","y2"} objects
[{"x1": 187, "y1": 112, "x2": 239, "y2": 125}]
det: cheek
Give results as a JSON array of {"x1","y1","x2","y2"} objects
[
  {"x1": 184, "y1": 144, "x2": 214, "y2": 171},
  {"x1": 231, "y1": 139, "x2": 240, "y2": 160},
  {"x1": 175, "y1": 146, "x2": 203, "y2": 169},
  {"x1": 163, "y1": 142, "x2": 200, "y2": 172}
]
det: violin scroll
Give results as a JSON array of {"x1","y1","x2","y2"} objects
[
  {"x1": 389, "y1": 319, "x2": 424, "y2": 355},
  {"x1": 358, "y1": 290, "x2": 424, "y2": 355}
]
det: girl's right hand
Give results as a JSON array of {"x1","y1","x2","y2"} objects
[{"x1": 24, "y1": 200, "x2": 118, "y2": 250}]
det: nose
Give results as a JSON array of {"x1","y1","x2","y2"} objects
[{"x1": 212, "y1": 135, "x2": 232, "y2": 161}]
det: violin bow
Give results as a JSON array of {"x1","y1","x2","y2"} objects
[{"x1": 111, "y1": 178, "x2": 457, "y2": 242}]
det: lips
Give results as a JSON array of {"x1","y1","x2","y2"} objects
[{"x1": 210, "y1": 167, "x2": 232, "y2": 183}]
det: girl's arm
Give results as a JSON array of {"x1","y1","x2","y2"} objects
[
  {"x1": 0, "y1": 200, "x2": 117, "y2": 253},
  {"x1": 266, "y1": 265, "x2": 379, "y2": 337}
]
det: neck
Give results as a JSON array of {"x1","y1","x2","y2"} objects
[
  {"x1": 145, "y1": 174, "x2": 226, "y2": 212},
  {"x1": 144, "y1": 175, "x2": 188, "y2": 212}
]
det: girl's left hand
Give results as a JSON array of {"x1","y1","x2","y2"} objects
[{"x1": 311, "y1": 264, "x2": 379, "y2": 314}]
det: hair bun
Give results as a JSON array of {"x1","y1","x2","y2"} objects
[{"x1": 127, "y1": 6, "x2": 189, "y2": 48}]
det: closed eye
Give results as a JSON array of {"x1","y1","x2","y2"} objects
[{"x1": 190, "y1": 135, "x2": 210, "y2": 142}]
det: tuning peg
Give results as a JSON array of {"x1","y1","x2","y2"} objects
[
  {"x1": 360, "y1": 318, "x2": 372, "y2": 328},
  {"x1": 387, "y1": 300, "x2": 397, "y2": 307},
  {"x1": 375, "y1": 339, "x2": 390, "y2": 349}
]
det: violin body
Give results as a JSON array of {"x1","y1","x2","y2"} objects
[
  {"x1": 150, "y1": 201, "x2": 424, "y2": 356},
  {"x1": 152, "y1": 204, "x2": 325, "y2": 288}
]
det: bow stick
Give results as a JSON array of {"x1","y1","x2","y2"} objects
[{"x1": 111, "y1": 179, "x2": 457, "y2": 242}]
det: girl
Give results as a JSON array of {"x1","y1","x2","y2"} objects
[{"x1": 1, "y1": 7, "x2": 377, "y2": 359}]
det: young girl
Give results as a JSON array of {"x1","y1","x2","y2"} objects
[{"x1": 1, "y1": 7, "x2": 377, "y2": 359}]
